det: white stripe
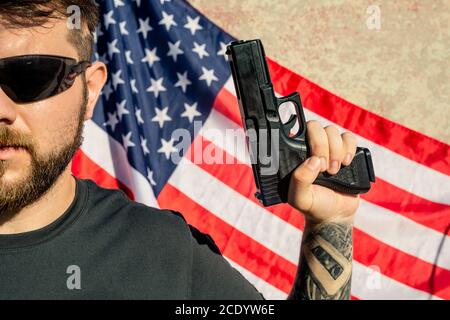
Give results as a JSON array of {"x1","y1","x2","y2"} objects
[
  {"x1": 357, "y1": 201, "x2": 450, "y2": 270},
  {"x1": 352, "y1": 261, "x2": 440, "y2": 300},
  {"x1": 224, "y1": 77, "x2": 450, "y2": 205},
  {"x1": 203, "y1": 104, "x2": 450, "y2": 271},
  {"x1": 200, "y1": 109, "x2": 250, "y2": 164},
  {"x1": 168, "y1": 158, "x2": 440, "y2": 299},
  {"x1": 81, "y1": 120, "x2": 159, "y2": 208},
  {"x1": 225, "y1": 258, "x2": 287, "y2": 300},
  {"x1": 170, "y1": 158, "x2": 302, "y2": 265}
]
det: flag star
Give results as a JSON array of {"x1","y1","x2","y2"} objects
[
  {"x1": 140, "y1": 136, "x2": 150, "y2": 155},
  {"x1": 158, "y1": 138, "x2": 178, "y2": 160},
  {"x1": 184, "y1": 15, "x2": 203, "y2": 35},
  {"x1": 192, "y1": 42, "x2": 209, "y2": 59},
  {"x1": 146, "y1": 77, "x2": 166, "y2": 98},
  {"x1": 167, "y1": 40, "x2": 184, "y2": 62},
  {"x1": 116, "y1": 99, "x2": 130, "y2": 120},
  {"x1": 103, "y1": 10, "x2": 116, "y2": 29},
  {"x1": 135, "y1": 108, "x2": 145, "y2": 125},
  {"x1": 137, "y1": 18, "x2": 152, "y2": 39},
  {"x1": 174, "y1": 71, "x2": 192, "y2": 93},
  {"x1": 125, "y1": 50, "x2": 134, "y2": 64},
  {"x1": 119, "y1": 21, "x2": 129, "y2": 35},
  {"x1": 130, "y1": 79, "x2": 139, "y2": 93},
  {"x1": 160, "y1": 0, "x2": 171, "y2": 4},
  {"x1": 146, "y1": 168, "x2": 157, "y2": 186},
  {"x1": 199, "y1": 67, "x2": 218, "y2": 87},
  {"x1": 151, "y1": 106, "x2": 172, "y2": 128},
  {"x1": 217, "y1": 41, "x2": 229, "y2": 59},
  {"x1": 112, "y1": 69, "x2": 125, "y2": 89},
  {"x1": 181, "y1": 102, "x2": 202, "y2": 123},
  {"x1": 107, "y1": 39, "x2": 120, "y2": 59},
  {"x1": 104, "y1": 112, "x2": 119, "y2": 131},
  {"x1": 102, "y1": 81, "x2": 113, "y2": 100},
  {"x1": 99, "y1": 53, "x2": 109, "y2": 65},
  {"x1": 132, "y1": 0, "x2": 141, "y2": 7},
  {"x1": 159, "y1": 11, "x2": 177, "y2": 31},
  {"x1": 114, "y1": 0, "x2": 125, "y2": 8},
  {"x1": 141, "y1": 47, "x2": 160, "y2": 67},
  {"x1": 122, "y1": 132, "x2": 136, "y2": 149}
]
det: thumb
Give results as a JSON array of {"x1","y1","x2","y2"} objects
[{"x1": 288, "y1": 156, "x2": 322, "y2": 212}]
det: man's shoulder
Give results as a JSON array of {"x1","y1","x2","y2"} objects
[
  {"x1": 76, "y1": 178, "x2": 222, "y2": 258},
  {"x1": 78, "y1": 178, "x2": 192, "y2": 244}
]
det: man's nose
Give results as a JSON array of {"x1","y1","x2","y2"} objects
[{"x1": 0, "y1": 88, "x2": 18, "y2": 125}]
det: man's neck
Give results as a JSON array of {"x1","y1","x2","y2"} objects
[{"x1": 0, "y1": 168, "x2": 77, "y2": 235}]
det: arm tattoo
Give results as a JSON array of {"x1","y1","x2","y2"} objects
[{"x1": 288, "y1": 221, "x2": 353, "y2": 300}]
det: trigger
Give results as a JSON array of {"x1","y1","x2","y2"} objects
[{"x1": 283, "y1": 114, "x2": 297, "y2": 133}]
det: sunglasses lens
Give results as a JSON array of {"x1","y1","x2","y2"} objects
[{"x1": 0, "y1": 56, "x2": 72, "y2": 103}]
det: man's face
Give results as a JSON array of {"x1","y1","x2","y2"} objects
[{"x1": 0, "y1": 20, "x2": 87, "y2": 217}]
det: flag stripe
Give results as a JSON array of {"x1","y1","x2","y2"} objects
[
  {"x1": 266, "y1": 59, "x2": 450, "y2": 177},
  {"x1": 167, "y1": 154, "x2": 442, "y2": 299},
  {"x1": 158, "y1": 183, "x2": 296, "y2": 294},
  {"x1": 203, "y1": 106, "x2": 450, "y2": 271},
  {"x1": 188, "y1": 126, "x2": 450, "y2": 298},
  {"x1": 169, "y1": 157, "x2": 302, "y2": 264},
  {"x1": 222, "y1": 78, "x2": 450, "y2": 206},
  {"x1": 225, "y1": 258, "x2": 288, "y2": 300},
  {"x1": 82, "y1": 120, "x2": 158, "y2": 208},
  {"x1": 217, "y1": 83, "x2": 450, "y2": 227},
  {"x1": 353, "y1": 228, "x2": 450, "y2": 299},
  {"x1": 356, "y1": 200, "x2": 450, "y2": 271},
  {"x1": 362, "y1": 177, "x2": 450, "y2": 234},
  {"x1": 351, "y1": 261, "x2": 440, "y2": 300},
  {"x1": 72, "y1": 149, "x2": 135, "y2": 200},
  {"x1": 186, "y1": 136, "x2": 305, "y2": 230}
]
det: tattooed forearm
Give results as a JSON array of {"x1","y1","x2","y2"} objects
[{"x1": 288, "y1": 220, "x2": 353, "y2": 300}]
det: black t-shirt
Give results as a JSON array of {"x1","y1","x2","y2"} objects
[{"x1": 0, "y1": 178, "x2": 264, "y2": 299}]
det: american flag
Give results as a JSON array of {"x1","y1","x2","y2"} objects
[{"x1": 72, "y1": 0, "x2": 450, "y2": 299}]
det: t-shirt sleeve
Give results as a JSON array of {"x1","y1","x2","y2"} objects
[{"x1": 187, "y1": 224, "x2": 265, "y2": 300}]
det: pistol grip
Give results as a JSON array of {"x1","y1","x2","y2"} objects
[{"x1": 314, "y1": 147, "x2": 376, "y2": 194}]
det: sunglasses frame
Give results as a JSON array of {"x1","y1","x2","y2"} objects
[{"x1": 0, "y1": 54, "x2": 92, "y2": 104}]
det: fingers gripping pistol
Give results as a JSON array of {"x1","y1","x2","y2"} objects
[{"x1": 226, "y1": 39, "x2": 376, "y2": 207}]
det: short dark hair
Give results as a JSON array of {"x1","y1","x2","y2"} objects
[{"x1": 0, "y1": 0, "x2": 99, "y2": 60}]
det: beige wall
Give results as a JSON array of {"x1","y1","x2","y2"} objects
[{"x1": 189, "y1": 0, "x2": 450, "y2": 143}]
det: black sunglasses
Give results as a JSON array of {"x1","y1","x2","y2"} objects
[{"x1": 0, "y1": 55, "x2": 91, "y2": 104}]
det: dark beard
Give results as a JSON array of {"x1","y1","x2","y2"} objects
[{"x1": 0, "y1": 85, "x2": 87, "y2": 221}]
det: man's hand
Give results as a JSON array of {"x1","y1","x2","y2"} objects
[
  {"x1": 287, "y1": 121, "x2": 360, "y2": 224},
  {"x1": 287, "y1": 121, "x2": 358, "y2": 300}
]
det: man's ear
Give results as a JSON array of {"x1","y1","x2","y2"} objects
[{"x1": 83, "y1": 61, "x2": 108, "y2": 120}]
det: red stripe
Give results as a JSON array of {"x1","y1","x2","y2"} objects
[
  {"x1": 71, "y1": 149, "x2": 135, "y2": 200},
  {"x1": 213, "y1": 86, "x2": 450, "y2": 234},
  {"x1": 362, "y1": 177, "x2": 450, "y2": 235},
  {"x1": 186, "y1": 135, "x2": 305, "y2": 230},
  {"x1": 184, "y1": 133, "x2": 450, "y2": 298},
  {"x1": 158, "y1": 183, "x2": 297, "y2": 294},
  {"x1": 354, "y1": 228, "x2": 450, "y2": 299},
  {"x1": 214, "y1": 87, "x2": 243, "y2": 127},
  {"x1": 266, "y1": 58, "x2": 450, "y2": 176}
]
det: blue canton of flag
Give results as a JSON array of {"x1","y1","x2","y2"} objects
[{"x1": 92, "y1": 0, "x2": 234, "y2": 195}]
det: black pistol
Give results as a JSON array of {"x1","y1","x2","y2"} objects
[{"x1": 226, "y1": 39, "x2": 376, "y2": 207}]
